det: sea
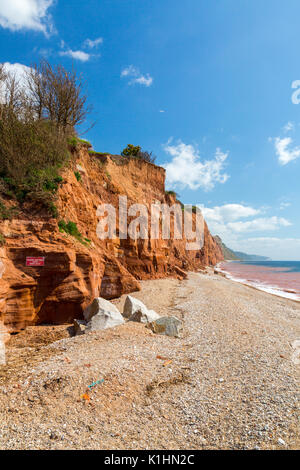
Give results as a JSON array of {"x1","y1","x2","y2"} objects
[{"x1": 216, "y1": 260, "x2": 300, "y2": 301}]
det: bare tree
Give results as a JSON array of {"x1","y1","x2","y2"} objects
[
  {"x1": 26, "y1": 63, "x2": 47, "y2": 120},
  {"x1": 0, "y1": 64, "x2": 7, "y2": 120},
  {"x1": 27, "y1": 61, "x2": 90, "y2": 133}
]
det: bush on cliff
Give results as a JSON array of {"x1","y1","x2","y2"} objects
[
  {"x1": 0, "y1": 61, "x2": 90, "y2": 216},
  {"x1": 58, "y1": 220, "x2": 90, "y2": 246},
  {"x1": 121, "y1": 144, "x2": 156, "y2": 164}
]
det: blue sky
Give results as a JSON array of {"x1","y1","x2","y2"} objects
[{"x1": 0, "y1": 0, "x2": 300, "y2": 259}]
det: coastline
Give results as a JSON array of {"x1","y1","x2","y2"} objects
[
  {"x1": 0, "y1": 271, "x2": 299, "y2": 450},
  {"x1": 215, "y1": 261, "x2": 300, "y2": 302}
]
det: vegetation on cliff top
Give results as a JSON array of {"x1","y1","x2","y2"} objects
[
  {"x1": 121, "y1": 144, "x2": 156, "y2": 164},
  {"x1": 0, "y1": 61, "x2": 90, "y2": 218}
]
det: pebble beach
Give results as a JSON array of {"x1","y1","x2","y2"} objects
[{"x1": 0, "y1": 270, "x2": 299, "y2": 450}]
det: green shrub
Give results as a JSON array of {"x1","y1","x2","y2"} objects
[
  {"x1": 0, "y1": 117, "x2": 69, "y2": 214},
  {"x1": 0, "y1": 60, "x2": 91, "y2": 218},
  {"x1": 121, "y1": 144, "x2": 156, "y2": 163},
  {"x1": 68, "y1": 137, "x2": 78, "y2": 151},
  {"x1": 121, "y1": 144, "x2": 141, "y2": 157},
  {"x1": 58, "y1": 220, "x2": 89, "y2": 246},
  {"x1": 77, "y1": 138, "x2": 92, "y2": 148},
  {"x1": 48, "y1": 203, "x2": 58, "y2": 218},
  {"x1": 88, "y1": 151, "x2": 108, "y2": 157},
  {"x1": 68, "y1": 137, "x2": 92, "y2": 151},
  {"x1": 74, "y1": 171, "x2": 82, "y2": 182}
]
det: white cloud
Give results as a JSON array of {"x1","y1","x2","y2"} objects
[
  {"x1": 121, "y1": 65, "x2": 153, "y2": 87},
  {"x1": 0, "y1": 0, "x2": 54, "y2": 35},
  {"x1": 83, "y1": 37, "x2": 103, "y2": 49},
  {"x1": 121, "y1": 65, "x2": 138, "y2": 77},
  {"x1": 59, "y1": 49, "x2": 91, "y2": 62},
  {"x1": 200, "y1": 202, "x2": 295, "y2": 259},
  {"x1": 132, "y1": 74, "x2": 153, "y2": 87},
  {"x1": 0, "y1": 62, "x2": 33, "y2": 102},
  {"x1": 274, "y1": 136, "x2": 300, "y2": 165},
  {"x1": 227, "y1": 216, "x2": 291, "y2": 233},
  {"x1": 201, "y1": 204, "x2": 261, "y2": 224},
  {"x1": 2, "y1": 62, "x2": 32, "y2": 85},
  {"x1": 228, "y1": 237, "x2": 300, "y2": 261},
  {"x1": 279, "y1": 201, "x2": 291, "y2": 210},
  {"x1": 283, "y1": 121, "x2": 295, "y2": 133},
  {"x1": 200, "y1": 203, "x2": 293, "y2": 257},
  {"x1": 159, "y1": 110, "x2": 165, "y2": 113},
  {"x1": 163, "y1": 141, "x2": 229, "y2": 191}
]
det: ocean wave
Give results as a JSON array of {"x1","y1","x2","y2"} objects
[{"x1": 214, "y1": 263, "x2": 300, "y2": 302}]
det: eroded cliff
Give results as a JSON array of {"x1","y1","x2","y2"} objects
[{"x1": 0, "y1": 146, "x2": 223, "y2": 332}]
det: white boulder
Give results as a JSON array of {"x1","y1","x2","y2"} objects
[
  {"x1": 123, "y1": 295, "x2": 160, "y2": 323},
  {"x1": 83, "y1": 297, "x2": 125, "y2": 331},
  {"x1": 84, "y1": 297, "x2": 119, "y2": 322}
]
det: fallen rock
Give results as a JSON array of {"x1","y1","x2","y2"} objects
[
  {"x1": 83, "y1": 297, "x2": 125, "y2": 331},
  {"x1": 85, "y1": 308, "x2": 125, "y2": 332},
  {"x1": 84, "y1": 297, "x2": 121, "y2": 322},
  {"x1": 123, "y1": 295, "x2": 160, "y2": 323},
  {"x1": 73, "y1": 319, "x2": 87, "y2": 336},
  {"x1": 149, "y1": 316, "x2": 182, "y2": 337},
  {"x1": 123, "y1": 295, "x2": 148, "y2": 319},
  {"x1": 130, "y1": 308, "x2": 160, "y2": 324}
]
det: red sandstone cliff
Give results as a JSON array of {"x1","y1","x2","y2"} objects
[{"x1": 0, "y1": 146, "x2": 223, "y2": 332}]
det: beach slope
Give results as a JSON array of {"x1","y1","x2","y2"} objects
[{"x1": 0, "y1": 271, "x2": 299, "y2": 450}]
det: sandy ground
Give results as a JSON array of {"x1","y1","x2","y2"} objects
[{"x1": 0, "y1": 271, "x2": 299, "y2": 450}]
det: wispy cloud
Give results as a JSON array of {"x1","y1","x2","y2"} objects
[
  {"x1": 227, "y1": 216, "x2": 291, "y2": 233},
  {"x1": 59, "y1": 49, "x2": 91, "y2": 62},
  {"x1": 0, "y1": 0, "x2": 54, "y2": 36},
  {"x1": 200, "y1": 203, "x2": 292, "y2": 251},
  {"x1": 200, "y1": 204, "x2": 261, "y2": 224},
  {"x1": 83, "y1": 37, "x2": 103, "y2": 49},
  {"x1": 279, "y1": 201, "x2": 291, "y2": 210},
  {"x1": 274, "y1": 136, "x2": 300, "y2": 165},
  {"x1": 163, "y1": 141, "x2": 229, "y2": 191},
  {"x1": 121, "y1": 65, "x2": 153, "y2": 87},
  {"x1": 283, "y1": 121, "x2": 295, "y2": 133},
  {"x1": 228, "y1": 237, "x2": 300, "y2": 261}
]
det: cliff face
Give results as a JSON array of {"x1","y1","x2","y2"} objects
[{"x1": 0, "y1": 147, "x2": 223, "y2": 332}]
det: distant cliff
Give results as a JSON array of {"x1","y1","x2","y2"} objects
[
  {"x1": 0, "y1": 145, "x2": 223, "y2": 332},
  {"x1": 214, "y1": 236, "x2": 270, "y2": 261}
]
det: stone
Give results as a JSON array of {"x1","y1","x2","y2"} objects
[
  {"x1": 277, "y1": 438, "x2": 286, "y2": 446},
  {"x1": 85, "y1": 309, "x2": 125, "y2": 332},
  {"x1": 73, "y1": 319, "x2": 87, "y2": 336},
  {"x1": 84, "y1": 297, "x2": 121, "y2": 322},
  {"x1": 123, "y1": 296, "x2": 160, "y2": 323},
  {"x1": 149, "y1": 316, "x2": 182, "y2": 337},
  {"x1": 123, "y1": 295, "x2": 148, "y2": 319},
  {"x1": 130, "y1": 308, "x2": 160, "y2": 324}
]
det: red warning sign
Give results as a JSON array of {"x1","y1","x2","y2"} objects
[{"x1": 26, "y1": 257, "x2": 45, "y2": 267}]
